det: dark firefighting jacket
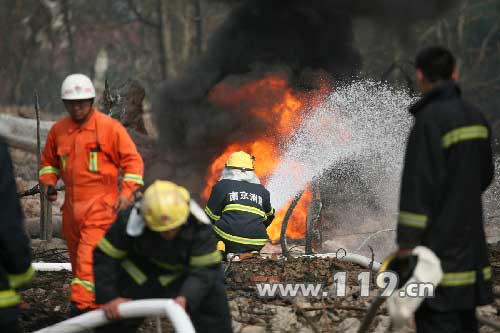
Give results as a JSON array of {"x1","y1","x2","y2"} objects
[
  {"x1": 397, "y1": 81, "x2": 494, "y2": 311},
  {"x1": 0, "y1": 140, "x2": 34, "y2": 316},
  {"x1": 93, "y1": 206, "x2": 222, "y2": 312},
  {"x1": 204, "y1": 179, "x2": 275, "y2": 248}
]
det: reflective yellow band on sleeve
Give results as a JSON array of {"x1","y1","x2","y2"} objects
[
  {"x1": 440, "y1": 266, "x2": 492, "y2": 287},
  {"x1": 266, "y1": 208, "x2": 275, "y2": 216},
  {"x1": 8, "y1": 266, "x2": 35, "y2": 289},
  {"x1": 97, "y1": 238, "x2": 127, "y2": 259},
  {"x1": 71, "y1": 278, "x2": 95, "y2": 292},
  {"x1": 398, "y1": 211, "x2": 428, "y2": 229},
  {"x1": 0, "y1": 290, "x2": 20, "y2": 308},
  {"x1": 158, "y1": 273, "x2": 182, "y2": 287},
  {"x1": 440, "y1": 271, "x2": 476, "y2": 287},
  {"x1": 121, "y1": 259, "x2": 147, "y2": 285},
  {"x1": 190, "y1": 250, "x2": 222, "y2": 267},
  {"x1": 123, "y1": 173, "x2": 144, "y2": 185},
  {"x1": 223, "y1": 204, "x2": 267, "y2": 220},
  {"x1": 39, "y1": 166, "x2": 60, "y2": 176},
  {"x1": 150, "y1": 258, "x2": 184, "y2": 272},
  {"x1": 204, "y1": 206, "x2": 220, "y2": 221},
  {"x1": 213, "y1": 226, "x2": 268, "y2": 246},
  {"x1": 442, "y1": 125, "x2": 488, "y2": 149},
  {"x1": 483, "y1": 266, "x2": 492, "y2": 281}
]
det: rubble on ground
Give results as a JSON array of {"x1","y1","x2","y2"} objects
[{"x1": 19, "y1": 240, "x2": 500, "y2": 332}]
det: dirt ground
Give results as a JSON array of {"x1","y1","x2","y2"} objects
[{"x1": 17, "y1": 240, "x2": 500, "y2": 333}]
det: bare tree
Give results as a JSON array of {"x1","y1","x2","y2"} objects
[{"x1": 61, "y1": 0, "x2": 76, "y2": 72}]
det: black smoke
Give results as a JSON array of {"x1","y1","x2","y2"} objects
[{"x1": 151, "y1": 0, "x2": 460, "y2": 195}]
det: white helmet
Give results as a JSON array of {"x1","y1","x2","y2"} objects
[{"x1": 61, "y1": 74, "x2": 96, "y2": 100}]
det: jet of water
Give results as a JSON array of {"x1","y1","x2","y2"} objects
[{"x1": 267, "y1": 80, "x2": 415, "y2": 212}]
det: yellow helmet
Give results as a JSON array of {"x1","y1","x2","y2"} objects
[
  {"x1": 141, "y1": 180, "x2": 190, "y2": 232},
  {"x1": 225, "y1": 151, "x2": 255, "y2": 170}
]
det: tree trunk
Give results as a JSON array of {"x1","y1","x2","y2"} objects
[
  {"x1": 160, "y1": 0, "x2": 201, "y2": 78},
  {"x1": 156, "y1": 0, "x2": 167, "y2": 80},
  {"x1": 61, "y1": 0, "x2": 75, "y2": 72}
]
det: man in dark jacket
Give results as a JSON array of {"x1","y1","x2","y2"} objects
[
  {"x1": 396, "y1": 46, "x2": 494, "y2": 332},
  {"x1": 205, "y1": 151, "x2": 275, "y2": 255},
  {"x1": 93, "y1": 180, "x2": 231, "y2": 332},
  {"x1": 0, "y1": 139, "x2": 34, "y2": 332}
]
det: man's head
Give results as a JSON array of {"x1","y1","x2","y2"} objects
[
  {"x1": 225, "y1": 151, "x2": 255, "y2": 171},
  {"x1": 61, "y1": 74, "x2": 96, "y2": 124},
  {"x1": 415, "y1": 46, "x2": 458, "y2": 93},
  {"x1": 141, "y1": 180, "x2": 191, "y2": 239}
]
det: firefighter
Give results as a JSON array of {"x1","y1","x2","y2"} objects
[
  {"x1": 395, "y1": 46, "x2": 494, "y2": 332},
  {"x1": 204, "y1": 151, "x2": 275, "y2": 255},
  {"x1": 39, "y1": 74, "x2": 144, "y2": 314},
  {"x1": 93, "y1": 180, "x2": 232, "y2": 333},
  {"x1": 0, "y1": 139, "x2": 34, "y2": 332}
]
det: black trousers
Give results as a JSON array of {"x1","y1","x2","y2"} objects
[
  {"x1": 415, "y1": 303, "x2": 478, "y2": 333},
  {"x1": 0, "y1": 306, "x2": 21, "y2": 333},
  {"x1": 95, "y1": 271, "x2": 232, "y2": 333}
]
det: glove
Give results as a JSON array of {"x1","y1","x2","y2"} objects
[{"x1": 381, "y1": 246, "x2": 443, "y2": 329}]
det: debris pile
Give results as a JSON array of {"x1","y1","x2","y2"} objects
[{"x1": 16, "y1": 242, "x2": 500, "y2": 332}]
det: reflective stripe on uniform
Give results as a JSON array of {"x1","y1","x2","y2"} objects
[
  {"x1": 89, "y1": 152, "x2": 98, "y2": 172},
  {"x1": 190, "y1": 250, "x2": 222, "y2": 267},
  {"x1": 121, "y1": 259, "x2": 147, "y2": 285},
  {"x1": 440, "y1": 266, "x2": 492, "y2": 287},
  {"x1": 483, "y1": 266, "x2": 492, "y2": 281},
  {"x1": 150, "y1": 258, "x2": 184, "y2": 272},
  {"x1": 442, "y1": 125, "x2": 488, "y2": 149},
  {"x1": 213, "y1": 225, "x2": 268, "y2": 246},
  {"x1": 223, "y1": 204, "x2": 267, "y2": 220},
  {"x1": 97, "y1": 238, "x2": 127, "y2": 259},
  {"x1": 39, "y1": 166, "x2": 60, "y2": 176},
  {"x1": 61, "y1": 156, "x2": 67, "y2": 171},
  {"x1": 0, "y1": 290, "x2": 20, "y2": 308},
  {"x1": 8, "y1": 265, "x2": 35, "y2": 289},
  {"x1": 398, "y1": 211, "x2": 428, "y2": 229},
  {"x1": 123, "y1": 173, "x2": 144, "y2": 185},
  {"x1": 158, "y1": 274, "x2": 181, "y2": 287},
  {"x1": 204, "y1": 206, "x2": 220, "y2": 221},
  {"x1": 266, "y1": 208, "x2": 275, "y2": 216},
  {"x1": 71, "y1": 278, "x2": 94, "y2": 292}
]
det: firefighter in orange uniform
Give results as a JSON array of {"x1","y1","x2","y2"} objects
[{"x1": 39, "y1": 74, "x2": 144, "y2": 314}]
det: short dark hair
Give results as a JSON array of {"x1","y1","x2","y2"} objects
[{"x1": 415, "y1": 46, "x2": 456, "y2": 83}]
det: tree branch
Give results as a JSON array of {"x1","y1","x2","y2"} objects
[
  {"x1": 126, "y1": 0, "x2": 160, "y2": 28},
  {"x1": 473, "y1": 23, "x2": 499, "y2": 71}
]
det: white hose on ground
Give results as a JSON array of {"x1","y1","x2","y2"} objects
[
  {"x1": 33, "y1": 299, "x2": 195, "y2": 333},
  {"x1": 303, "y1": 253, "x2": 381, "y2": 271},
  {"x1": 33, "y1": 263, "x2": 72, "y2": 271},
  {"x1": 33, "y1": 252, "x2": 381, "y2": 273}
]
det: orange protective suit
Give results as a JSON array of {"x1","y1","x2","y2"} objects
[{"x1": 39, "y1": 108, "x2": 144, "y2": 310}]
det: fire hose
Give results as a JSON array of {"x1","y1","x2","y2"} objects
[{"x1": 33, "y1": 299, "x2": 195, "y2": 333}]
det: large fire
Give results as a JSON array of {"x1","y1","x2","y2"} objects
[{"x1": 202, "y1": 73, "x2": 327, "y2": 242}]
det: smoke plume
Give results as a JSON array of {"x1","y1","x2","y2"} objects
[{"x1": 152, "y1": 0, "x2": 461, "y2": 195}]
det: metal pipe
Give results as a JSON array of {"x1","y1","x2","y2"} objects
[
  {"x1": 305, "y1": 181, "x2": 322, "y2": 255},
  {"x1": 280, "y1": 190, "x2": 304, "y2": 257},
  {"x1": 33, "y1": 299, "x2": 195, "y2": 333}
]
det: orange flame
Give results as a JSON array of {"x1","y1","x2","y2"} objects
[{"x1": 202, "y1": 73, "x2": 328, "y2": 242}]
